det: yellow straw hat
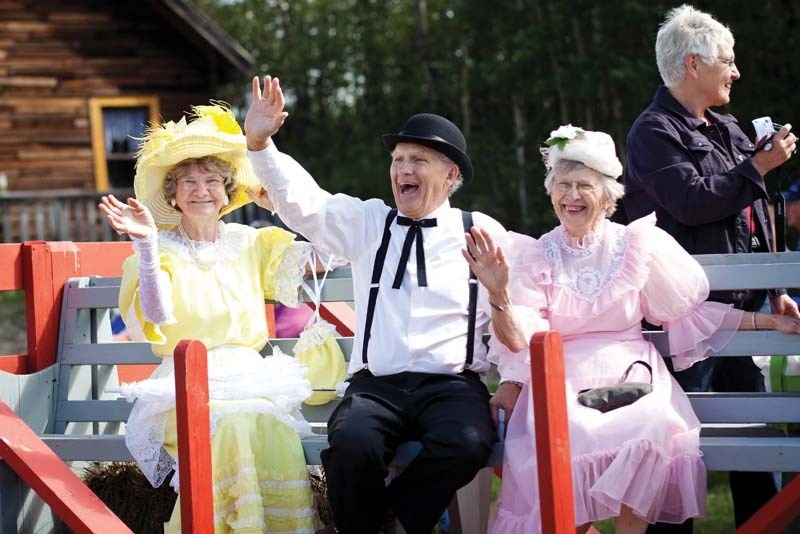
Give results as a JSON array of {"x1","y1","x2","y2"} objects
[{"x1": 134, "y1": 103, "x2": 260, "y2": 227}]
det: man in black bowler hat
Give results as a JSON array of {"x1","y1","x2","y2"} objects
[{"x1": 245, "y1": 75, "x2": 525, "y2": 534}]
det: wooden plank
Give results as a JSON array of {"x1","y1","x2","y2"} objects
[
  {"x1": 116, "y1": 364, "x2": 158, "y2": 383},
  {"x1": 736, "y1": 471, "x2": 800, "y2": 533},
  {"x1": 0, "y1": 401, "x2": 133, "y2": 533},
  {"x1": 65, "y1": 285, "x2": 121, "y2": 308},
  {"x1": 174, "y1": 340, "x2": 214, "y2": 533},
  {"x1": 688, "y1": 393, "x2": 800, "y2": 423},
  {"x1": 0, "y1": 243, "x2": 23, "y2": 289},
  {"x1": 74, "y1": 242, "x2": 132, "y2": 276},
  {"x1": 700, "y1": 437, "x2": 800, "y2": 472},
  {"x1": 41, "y1": 434, "x2": 133, "y2": 462},
  {"x1": 319, "y1": 302, "x2": 356, "y2": 336},
  {"x1": 529, "y1": 332, "x2": 575, "y2": 533},
  {"x1": 21, "y1": 242, "x2": 58, "y2": 372},
  {"x1": 54, "y1": 399, "x2": 131, "y2": 423},
  {"x1": 0, "y1": 356, "x2": 26, "y2": 373},
  {"x1": 645, "y1": 330, "x2": 800, "y2": 358},
  {"x1": 60, "y1": 343, "x2": 159, "y2": 365}
]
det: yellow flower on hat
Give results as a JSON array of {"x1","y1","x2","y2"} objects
[{"x1": 134, "y1": 103, "x2": 261, "y2": 228}]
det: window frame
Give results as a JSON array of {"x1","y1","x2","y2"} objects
[{"x1": 89, "y1": 96, "x2": 160, "y2": 191}]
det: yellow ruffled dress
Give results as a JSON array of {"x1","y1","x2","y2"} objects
[{"x1": 118, "y1": 223, "x2": 316, "y2": 533}]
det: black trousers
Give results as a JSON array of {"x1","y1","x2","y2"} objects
[
  {"x1": 320, "y1": 370, "x2": 495, "y2": 534},
  {"x1": 647, "y1": 356, "x2": 778, "y2": 533}
]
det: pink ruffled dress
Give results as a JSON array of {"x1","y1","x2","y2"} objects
[{"x1": 489, "y1": 213, "x2": 744, "y2": 532}]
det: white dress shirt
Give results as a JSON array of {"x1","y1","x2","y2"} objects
[{"x1": 249, "y1": 144, "x2": 521, "y2": 380}]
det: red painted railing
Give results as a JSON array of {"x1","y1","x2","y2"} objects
[
  {"x1": 174, "y1": 340, "x2": 215, "y2": 532},
  {"x1": 530, "y1": 330, "x2": 800, "y2": 533},
  {"x1": 0, "y1": 240, "x2": 355, "y2": 375},
  {"x1": 529, "y1": 331, "x2": 576, "y2": 532},
  {"x1": 0, "y1": 241, "x2": 133, "y2": 373},
  {"x1": 0, "y1": 401, "x2": 133, "y2": 533}
]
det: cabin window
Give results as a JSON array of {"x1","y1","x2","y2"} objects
[{"x1": 89, "y1": 96, "x2": 160, "y2": 190}]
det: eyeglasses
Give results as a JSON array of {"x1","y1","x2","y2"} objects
[
  {"x1": 717, "y1": 56, "x2": 736, "y2": 69},
  {"x1": 554, "y1": 180, "x2": 598, "y2": 194},
  {"x1": 177, "y1": 177, "x2": 226, "y2": 191}
]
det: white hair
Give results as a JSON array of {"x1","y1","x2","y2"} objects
[
  {"x1": 544, "y1": 160, "x2": 625, "y2": 217},
  {"x1": 655, "y1": 4, "x2": 734, "y2": 88},
  {"x1": 439, "y1": 153, "x2": 464, "y2": 196}
]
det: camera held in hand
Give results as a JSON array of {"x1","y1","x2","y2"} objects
[{"x1": 752, "y1": 116, "x2": 786, "y2": 151}]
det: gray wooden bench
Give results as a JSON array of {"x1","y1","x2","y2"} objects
[{"x1": 6, "y1": 251, "x2": 800, "y2": 533}]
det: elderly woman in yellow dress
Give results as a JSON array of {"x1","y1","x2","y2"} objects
[{"x1": 99, "y1": 105, "x2": 316, "y2": 533}]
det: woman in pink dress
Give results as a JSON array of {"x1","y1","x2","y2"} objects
[{"x1": 463, "y1": 126, "x2": 800, "y2": 533}]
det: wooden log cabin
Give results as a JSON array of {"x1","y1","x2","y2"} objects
[{"x1": 0, "y1": 0, "x2": 259, "y2": 242}]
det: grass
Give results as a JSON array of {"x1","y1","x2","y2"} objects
[
  {"x1": 594, "y1": 471, "x2": 733, "y2": 533},
  {"x1": 491, "y1": 471, "x2": 734, "y2": 533},
  {"x1": 0, "y1": 291, "x2": 26, "y2": 354}
]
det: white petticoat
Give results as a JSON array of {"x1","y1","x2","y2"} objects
[{"x1": 120, "y1": 345, "x2": 313, "y2": 489}]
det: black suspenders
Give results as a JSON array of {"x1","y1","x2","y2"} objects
[
  {"x1": 462, "y1": 210, "x2": 477, "y2": 367},
  {"x1": 361, "y1": 209, "x2": 397, "y2": 364},
  {"x1": 360, "y1": 209, "x2": 478, "y2": 368}
]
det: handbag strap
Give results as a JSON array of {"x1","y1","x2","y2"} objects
[
  {"x1": 620, "y1": 360, "x2": 653, "y2": 384},
  {"x1": 300, "y1": 251, "x2": 335, "y2": 329}
]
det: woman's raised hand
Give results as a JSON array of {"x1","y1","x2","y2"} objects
[
  {"x1": 98, "y1": 195, "x2": 156, "y2": 239},
  {"x1": 462, "y1": 226, "x2": 509, "y2": 297},
  {"x1": 244, "y1": 75, "x2": 289, "y2": 151}
]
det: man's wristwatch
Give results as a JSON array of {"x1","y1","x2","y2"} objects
[{"x1": 500, "y1": 380, "x2": 524, "y2": 388}]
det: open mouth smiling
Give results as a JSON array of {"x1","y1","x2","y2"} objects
[
  {"x1": 563, "y1": 205, "x2": 586, "y2": 213},
  {"x1": 399, "y1": 183, "x2": 419, "y2": 195}
]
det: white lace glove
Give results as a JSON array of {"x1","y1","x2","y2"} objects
[{"x1": 133, "y1": 233, "x2": 176, "y2": 325}]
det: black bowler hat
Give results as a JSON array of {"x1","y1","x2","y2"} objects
[{"x1": 382, "y1": 113, "x2": 473, "y2": 182}]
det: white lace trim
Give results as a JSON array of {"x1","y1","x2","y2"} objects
[
  {"x1": 157, "y1": 221, "x2": 245, "y2": 268},
  {"x1": 122, "y1": 347, "x2": 312, "y2": 490},
  {"x1": 293, "y1": 320, "x2": 337, "y2": 353},
  {"x1": 542, "y1": 221, "x2": 630, "y2": 301},
  {"x1": 214, "y1": 494, "x2": 315, "y2": 524},
  {"x1": 274, "y1": 241, "x2": 312, "y2": 307},
  {"x1": 215, "y1": 469, "x2": 310, "y2": 493},
  {"x1": 556, "y1": 219, "x2": 605, "y2": 257}
]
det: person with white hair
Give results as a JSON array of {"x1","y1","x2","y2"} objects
[
  {"x1": 624, "y1": 5, "x2": 800, "y2": 530},
  {"x1": 466, "y1": 126, "x2": 800, "y2": 534}
]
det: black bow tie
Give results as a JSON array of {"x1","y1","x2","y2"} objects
[{"x1": 393, "y1": 216, "x2": 438, "y2": 288}]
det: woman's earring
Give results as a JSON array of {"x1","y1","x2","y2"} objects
[
  {"x1": 223, "y1": 196, "x2": 230, "y2": 207},
  {"x1": 170, "y1": 199, "x2": 177, "y2": 207}
]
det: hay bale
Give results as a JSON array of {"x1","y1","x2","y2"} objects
[
  {"x1": 310, "y1": 467, "x2": 333, "y2": 528},
  {"x1": 82, "y1": 462, "x2": 176, "y2": 534}
]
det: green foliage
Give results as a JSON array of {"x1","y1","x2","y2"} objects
[{"x1": 194, "y1": 0, "x2": 800, "y2": 236}]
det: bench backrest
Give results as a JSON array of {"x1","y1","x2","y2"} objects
[
  {"x1": 51, "y1": 252, "x2": 800, "y2": 434},
  {"x1": 52, "y1": 271, "x2": 358, "y2": 434}
]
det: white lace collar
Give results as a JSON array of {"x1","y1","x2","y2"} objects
[
  {"x1": 158, "y1": 221, "x2": 244, "y2": 268},
  {"x1": 542, "y1": 219, "x2": 629, "y2": 301},
  {"x1": 556, "y1": 218, "x2": 607, "y2": 257}
]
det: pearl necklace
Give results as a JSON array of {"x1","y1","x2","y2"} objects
[{"x1": 177, "y1": 221, "x2": 223, "y2": 269}]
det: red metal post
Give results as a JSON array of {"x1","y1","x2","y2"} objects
[
  {"x1": 174, "y1": 339, "x2": 214, "y2": 533},
  {"x1": 0, "y1": 401, "x2": 133, "y2": 533},
  {"x1": 530, "y1": 331, "x2": 576, "y2": 533},
  {"x1": 736, "y1": 473, "x2": 800, "y2": 533}
]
